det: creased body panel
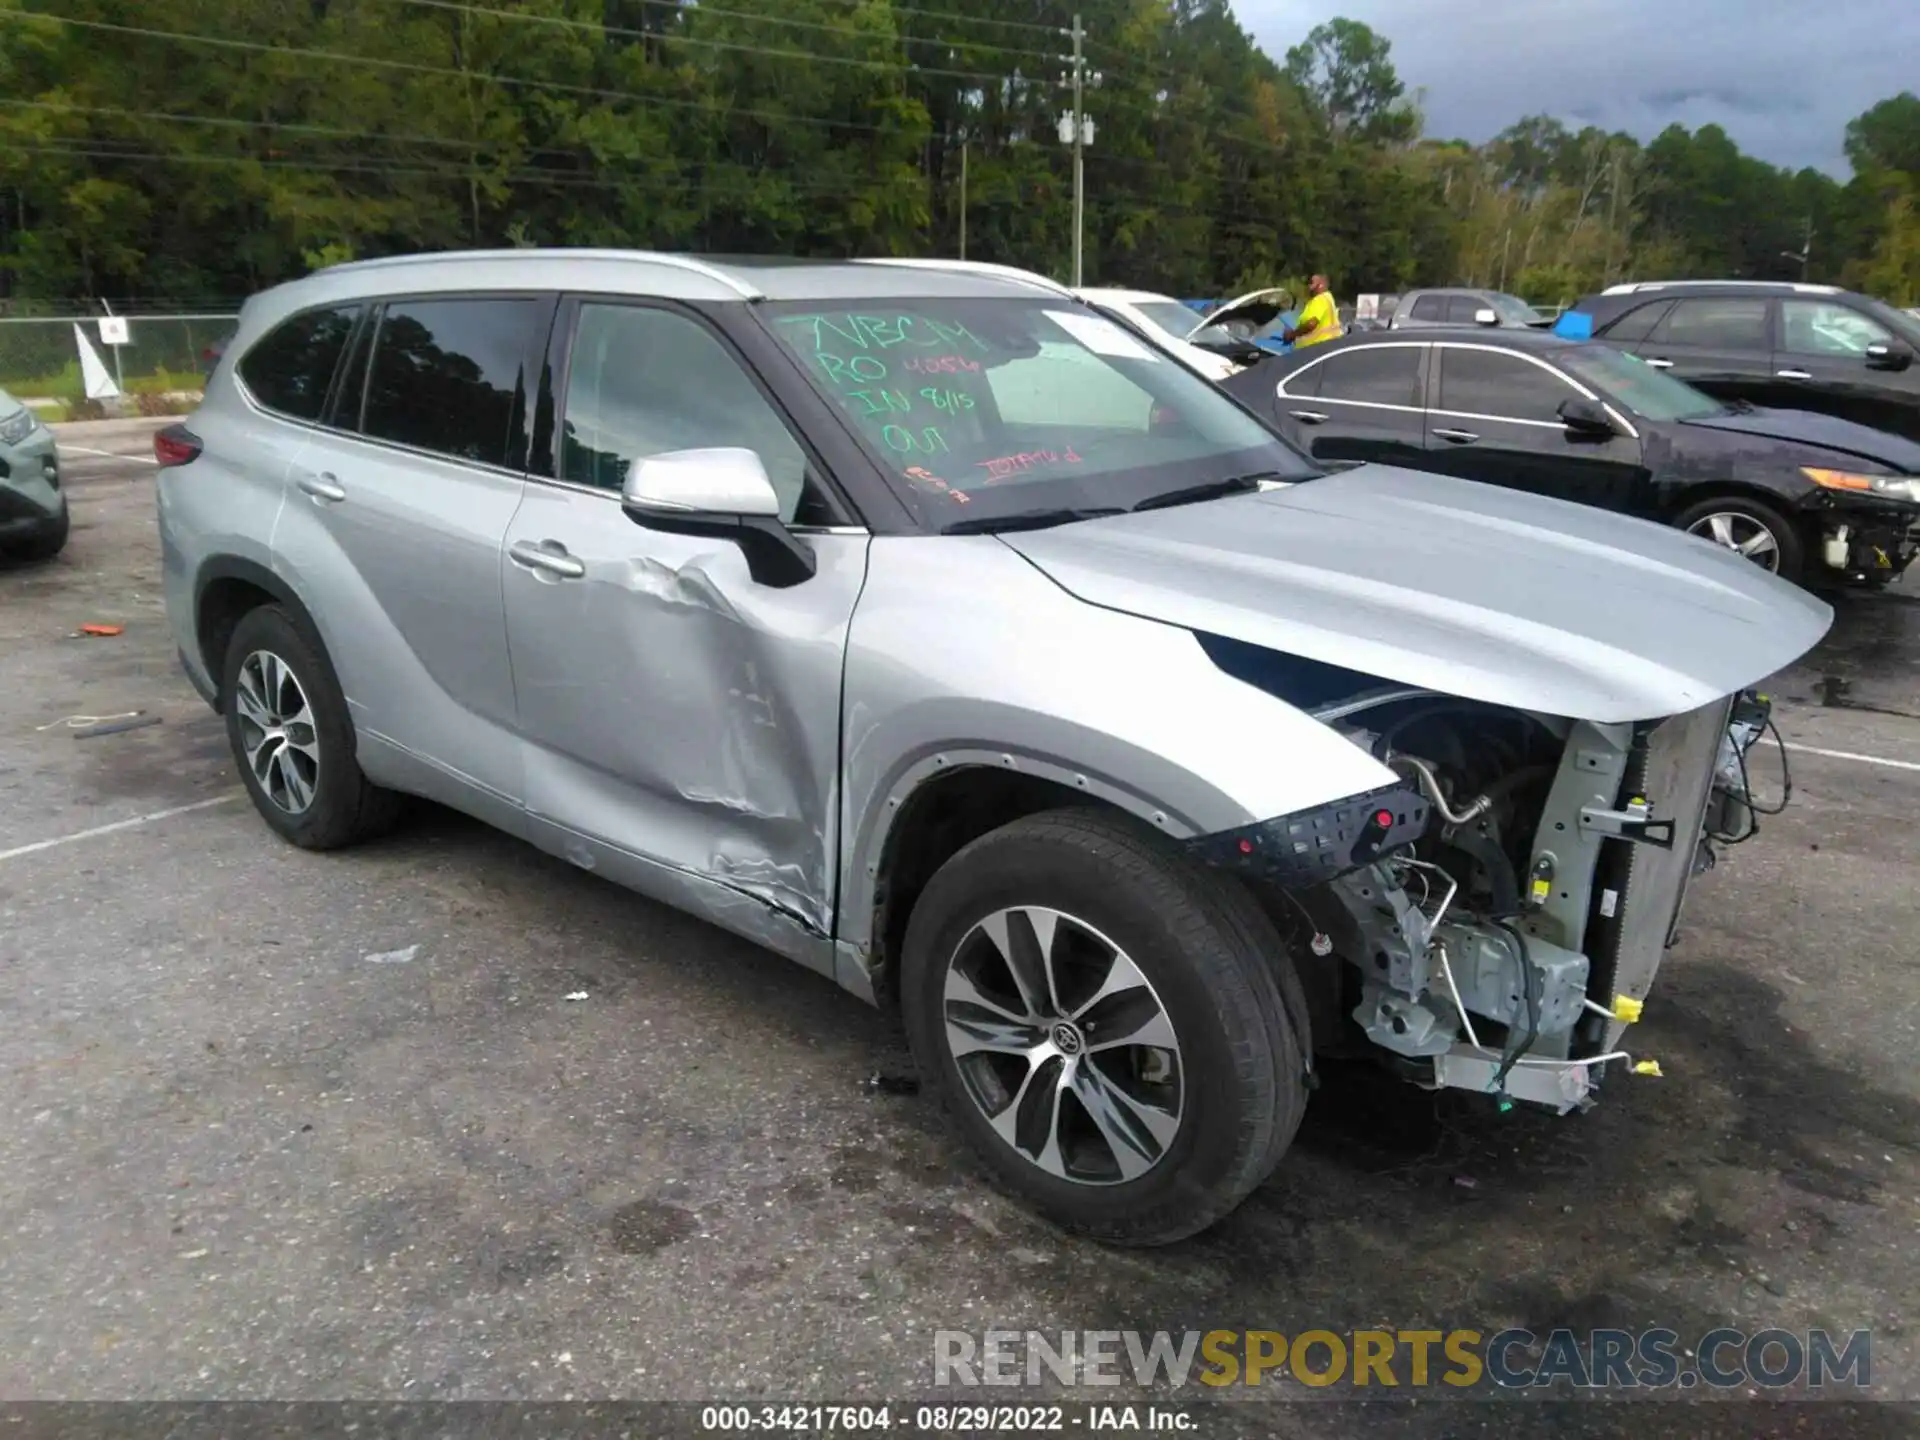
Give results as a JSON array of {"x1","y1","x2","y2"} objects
[
  {"x1": 835, "y1": 536, "x2": 1400, "y2": 966},
  {"x1": 1004, "y1": 466, "x2": 1832, "y2": 722},
  {"x1": 504, "y1": 485, "x2": 868, "y2": 942}
]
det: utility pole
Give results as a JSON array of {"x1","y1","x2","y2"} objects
[
  {"x1": 959, "y1": 140, "x2": 968, "y2": 261},
  {"x1": 1070, "y1": 13, "x2": 1085, "y2": 286}
]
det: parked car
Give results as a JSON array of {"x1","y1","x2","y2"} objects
[
  {"x1": 1073, "y1": 287, "x2": 1243, "y2": 381},
  {"x1": 1558, "y1": 280, "x2": 1920, "y2": 443},
  {"x1": 1179, "y1": 288, "x2": 1298, "y2": 363},
  {"x1": 1221, "y1": 328, "x2": 1920, "y2": 587},
  {"x1": 159, "y1": 250, "x2": 1826, "y2": 1244},
  {"x1": 0, "y1": 385, "x2": 67, "y2": 562},
  {"x1": 1390, "y1": 287, "x2": 1554, "y2": 330}
]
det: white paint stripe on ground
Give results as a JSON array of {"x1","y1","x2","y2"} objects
[
  {"x1": 1766, "y1": 734, "x2": 1920, "y2": 773},
  {"x1": 0, "y1": 794, "x2": 240, "y2": 865},
  {"x1": 59, "y1": 444, "x2": 157, "y2": 464}
]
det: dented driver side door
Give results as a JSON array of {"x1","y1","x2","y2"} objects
[{"x1": 501, "y1": 297, "x2": 869, "y2": 974}]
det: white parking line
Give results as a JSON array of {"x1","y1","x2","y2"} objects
[
  {"x1": 0, "y1": 794, "x2": 240, "y2": 865},
  {"x1": 1768, "y1": 735, "x2": 1920, "y2": 773},
  {"x1": 60, "y1": 444, "x2": 158, "y2": 464}
]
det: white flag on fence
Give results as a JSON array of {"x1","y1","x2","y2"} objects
[{"x1": 72, "y1": 323, "x2": 122, "y2": 400}]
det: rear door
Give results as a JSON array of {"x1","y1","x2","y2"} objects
[
  {"x1": 1625, "y1": 295, "x2": 1771, "y2": 404},
  {"x1": 500, "y1": 297, "x2": 867, "y2": 963},
  {"x1": 1422, "y1": 343, "x2": 1647, "y2": 511},
  {"x1": 1773, "y1": 297, "x2": 1920, "y2": 440},
  {"x1": 1271, "y1": 343, "x2": 1427, "y2": 467},
  {"x1": 272, "y1": 293, "x2": 554, "y2": 821}
]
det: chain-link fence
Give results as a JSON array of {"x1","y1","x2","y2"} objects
[{"x1": 0, "y1": 313, "x2": 239, "y2": 416}]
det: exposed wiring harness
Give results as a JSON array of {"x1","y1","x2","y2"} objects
[
  {"x1": 1707, "y1": 712, "x2": 1793, "y2": 847},
  {"x1": 1438, "y1": 943, "x2": 1641, "y2": 1076}
]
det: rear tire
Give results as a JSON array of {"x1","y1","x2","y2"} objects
[
  {"x1": 900, "y1": 808, "x2": 1306, "y2": 1246},
  {"x1": 1675, "y1": 495, "x2": 1806, "y2": 584},
  {"x1": 3, "y1": 504, "x2": 68, "y2": 562},
  {"x1": 221, "y1": 604, "x2": 402, "y2": 850}
]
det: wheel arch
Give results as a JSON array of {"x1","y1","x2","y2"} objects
[
  {"x1": 841, "y1": 750, "x2": 1201, "y2": 1011},
  {"x1": 192, "y1": 556, "x2": 325, "y2": 711}
]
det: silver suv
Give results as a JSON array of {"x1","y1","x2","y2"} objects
[{"x1": 159, "y1": 250, "x2": 1828, "y2": 1244}]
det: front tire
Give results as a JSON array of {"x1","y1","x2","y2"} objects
[
  {"x1": 1675, "y1": 495, "x2": 1806, "y2": 584},
  {"x1": 2, "y1": 503, "x2": 68, "y2": 562},
  {"x1": 900, "y1": 808, "x2": 1306, "y2": 1245},
  {"x1": 221, "y1": 604, "x2": 402, "y2": 850}
]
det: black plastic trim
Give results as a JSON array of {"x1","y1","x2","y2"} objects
[{"x1": 1187, "y1": 783, "x2": 1432, "y2": 886}]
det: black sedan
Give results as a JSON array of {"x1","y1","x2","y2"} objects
[{"x1": 1220, "y1": 328, "x2": 1920, "y2": 587}]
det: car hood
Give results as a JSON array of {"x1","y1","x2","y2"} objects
[
  {"x1": 1678, "y1": 406, "x2": 1920, "y2": 471},
  {"x1": 1001, "y1": 465, "x2": 1832, "y2": 724},
  {"x1": 1192, "y1": 288, "x2": 1292, "y2": 336}
]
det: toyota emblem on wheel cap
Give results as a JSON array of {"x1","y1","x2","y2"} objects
[{"x1": 1051, "y1": 1021, "x2": 1084, "y2": 1055}]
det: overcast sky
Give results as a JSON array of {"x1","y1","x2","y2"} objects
[{"x1": 1236, "y1": 0, "x2": 1914, "y2": 176}]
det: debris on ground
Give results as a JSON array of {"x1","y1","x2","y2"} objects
[
  {"x1": 865, "y1": 1071, "x2": 921, "y2": 1096},
  {"x1": 363, "y1": 945, "x2": 420, "y2": 965},
  {"x1": 71, "y1": 713, "x2": 162, "y2": 739},
  {"x1": 76, "y1": 623, "x2": 123, "y2": 637},
  {"x1": 564, "y1": 990, "x2": 590, "y2": 1002}
]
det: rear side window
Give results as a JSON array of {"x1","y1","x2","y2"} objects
[
  {"x1": 1312, "y1": 346, "x2": 1422, "y2": 407},
  {"x1": 1409, "y1": 295, "x2": 1447, "y2": 322},
  {"x1": 238, "y1": 304, "x2": 360, "y2": 421},
  {"x1": 360, "y1": 298, "x2": 548, "y2": 466},
  {"x1": 1600, "y1": 300, "x2": 1671, "y2": 344},
  {"x1": 1650, "y1": 298, "x2": 1769, "y2": 350}
]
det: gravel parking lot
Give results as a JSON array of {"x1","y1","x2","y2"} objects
[{"x1": 3, "y1": 421, "x2": 1918, "y2": 1435}]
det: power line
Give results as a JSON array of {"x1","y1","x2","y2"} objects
[
  {"x1": 391, "y1": 0, "x2": 1063, "y2": 86},
  {"x1": 0, "y1": 11, "x2": 916, "y2": 139},
  {"x1": 9, "y1": 141, "x2": 928, "y2": 200}
]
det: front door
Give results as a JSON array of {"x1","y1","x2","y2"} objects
[
  {"x1": 1422, "y1": 344, "x2": 1646, "y2": 512},
  {"x1": 501, "y1": 299, "x2": 869, "y2": 971},
  {"x1": 1272, "y1": 342, "x2": 1428, "y2": 468},
  {"x1": 1774, "y1": 297, "x2": 1920, "y2": 440}
]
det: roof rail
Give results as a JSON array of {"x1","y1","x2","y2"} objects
[
  {"x1": 1600, "y1": 279, "x2": 1841, "y2": 297},
  {"x1": 853, "y1": 257, "x2": 1074, "y2": 297},
  {"x1": 312, "y1": 247, "x2": 762, "y2": 299}
]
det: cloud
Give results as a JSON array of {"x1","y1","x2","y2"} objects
[{"x1": 1234, "y1": 0, "x2": 1912, "y2": 175}]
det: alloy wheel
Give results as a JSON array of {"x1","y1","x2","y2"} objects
[
  {"x1": 941, "y1": 906, "x2": 1184, "y2": 1185},
  {"x1": 233, "y1": 649, "x2": 321, "y2": 815},
  {"x1": 1687, "y1": 510, "x2": 1782, "y2": 572}
]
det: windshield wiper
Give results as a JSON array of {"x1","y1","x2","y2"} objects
[
  {"x1": 1130, "y1": 473, "x2": 1277, "y2": 512},
  {"x1": 942, "y1": 506, "x2": 1125, "y2": 535}
]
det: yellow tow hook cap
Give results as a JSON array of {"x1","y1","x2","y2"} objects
[
  {"x1": 1612, "y1": 995, "x2": 1644, "y2": 1023},
  {"x1": 1632, "y1": 1059, "x2": 1663, "y2": 1077}
]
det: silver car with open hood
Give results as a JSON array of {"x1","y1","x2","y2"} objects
[{"x1": 158, "y1": 250, "x2": 1829, "y2": 1244}]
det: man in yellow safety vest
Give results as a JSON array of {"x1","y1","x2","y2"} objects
[{"x1": 1285, "y1": 274, "x2": 1343, "y2": 348}]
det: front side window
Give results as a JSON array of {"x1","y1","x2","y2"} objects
[
  {"x1": 762, "y1": 298, "x2": 1311, "y2": 527},
  {"x1": 1409, "y1": 295, "x2": 1447, "y2": 322},
  {"x1": 1601, "y1": 300, "x2": 1672, "y2": 344},
  {"x1": 359, "y1": 298, "x2": 547, "y2": 466},
  {"x1": 1312, "y1": 346, "x2": 1423, "y2": 407},
  {"x1": 560, "y1": 303, "x2": 819, "y2": 523},
  {"x1": 1651, "y1": 298, "x2": 1769, "y2": 350},
  {"x1": 1487, "y1": 293, "x2": 1549, "y2": 326},
  {"x1": 1444, "y1": 295, "x2": 1484, "y2": 323},
  {"x1": 1780, "y1": 300, "x2": 1893, "y2": 357},
  {"x1": 1436, "y1": 348, "x2": 1579, "y2": 423},
  {"x1": 238, "y1": 304, "x2": 360, "y2": 421}
]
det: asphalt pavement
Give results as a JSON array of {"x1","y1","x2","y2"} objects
[{"x1": 2, "y1": 421, "x2": 1918, "y2": 1436}]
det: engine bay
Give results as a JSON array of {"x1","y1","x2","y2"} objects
[{"x1": 1219, "y1": 685, "x2": 1779, "y2": 1113}]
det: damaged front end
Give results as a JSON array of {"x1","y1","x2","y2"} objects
[{"x1": 1190, "y1": 684, "x2": 1781, "y2": 1113}]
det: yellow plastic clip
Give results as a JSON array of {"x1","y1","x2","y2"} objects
[
  {"x1": 1529, "y1": 877, "x2": 1551, "y2": 903},
  {"x1": 1612, "y1": 995, "x2": 1644, "y2": 1024},
  {"x1": 1632, "y1": 1059, "x2": 1663, "y2": 1077}
]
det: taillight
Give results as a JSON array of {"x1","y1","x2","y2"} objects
[{"x1": 154, "y1": 424, "x2": 202, "y2": 468}]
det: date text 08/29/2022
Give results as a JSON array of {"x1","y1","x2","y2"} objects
[{"x1": 699, "y1": 1404, "x2": 1193, "y2": 1433}]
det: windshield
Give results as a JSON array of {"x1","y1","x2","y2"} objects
[
  {"x1": 1126, "y1": 300, "x2": 1208, "y2": 343},
  {"x1": 1559, "y1": 345, "x2": 1727, "y2": 422},
  {"x1": 762, "y1": 298, "x2": 1313, "y2": 529},
  {"x1": 1859, "y1": 296, "x2": 1920, "y2": 347},
  {"x1": 1489, "y1": 293, "x2": 1550, "y2": 326}
]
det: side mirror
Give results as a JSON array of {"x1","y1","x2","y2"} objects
[
  {"x1": 620, "y1": 446, "x2": 815, "y2": 587},
  {"x1": 1558, "y1": 396, "x2": 1618, "y2": 437},
  {"x1": 1473, "y1": 307, "x2": 1499, "y2": 326},
  {"x1": 1865, "y1": 340, "x2": 1913, "y2": 372}
]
